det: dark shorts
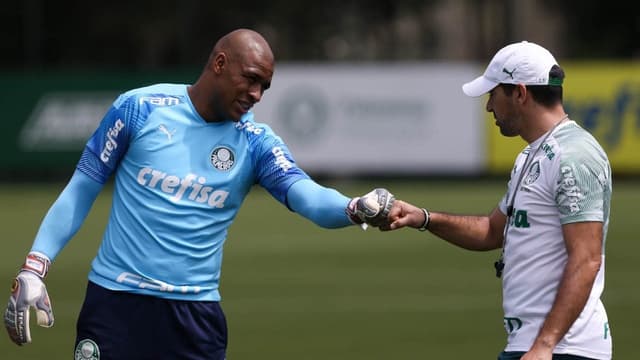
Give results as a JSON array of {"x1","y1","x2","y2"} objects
[
  {"x1": 75, "y1": 281, "x2": 227, "y2": 360},
  {"x1": 498, "y1": 351, "x2": 597, "y2": 360}
]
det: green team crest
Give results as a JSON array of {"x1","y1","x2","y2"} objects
[{"x1": 75, "y1": 339, "x2": 100, "y2": 360}]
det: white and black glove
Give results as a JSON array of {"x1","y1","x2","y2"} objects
[
  {"x1": 4, "y1": 252, "x2": 54, "y2": 345},
  {"x1": 347, "y1": 188, "x2": 395, "y2": 229}
]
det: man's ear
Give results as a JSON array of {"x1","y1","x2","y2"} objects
[
  {"x1": 515, "y1": 83, "x2": 528, "y2": 104},
  {"x1": 212, "y1": 52, "x2": 227, "y2": 74}
]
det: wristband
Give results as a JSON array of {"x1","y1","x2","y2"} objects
[
  {"x1": 418, "y1": 208, "x2": 430, "y2": 232},
  {"x1": 22, "y1": 252, "x2": 51, "y2": 278}
]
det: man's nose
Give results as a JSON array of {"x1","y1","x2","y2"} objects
[{"x1": 249, "y1": 84, "x2": 263, "y2": 103}]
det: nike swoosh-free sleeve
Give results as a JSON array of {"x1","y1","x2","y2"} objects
[
  {"x1": 30, "y1": 170, "x2": 104, "y2": 261},
  {"x1": 287, "y1": 179, "x2": 353, "y2": 228}
]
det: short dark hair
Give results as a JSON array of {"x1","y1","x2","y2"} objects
[{"x1": 500, "y1": 65, "x2": 564, "y2": 107}]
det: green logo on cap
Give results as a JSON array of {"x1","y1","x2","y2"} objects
[{"x1": 548, "y1": 77, "x2": 563, "y2": 86}]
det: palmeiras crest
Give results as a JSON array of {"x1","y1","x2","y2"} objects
[{"x1": 210, "y1": 146, "x2": 235, "y2": 171}]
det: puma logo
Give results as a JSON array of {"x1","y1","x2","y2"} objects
[
  {"x1": 502, "y1": 67, "x2": 516, "y2": 79},
  {"x1": 158, "y1": 124, "x2": 176, "y2": 141}
]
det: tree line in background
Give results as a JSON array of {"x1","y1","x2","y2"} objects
[{"x1": 1, "y1": 0, "x2": 637, "y2": 70}]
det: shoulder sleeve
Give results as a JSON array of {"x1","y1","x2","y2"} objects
[
  {"x1": 245, "y1": 120, "x2": 310, "y2": 205},
  {"x1": 77, "y1": 94, "x2": 145, "y2": 184},
  {"x1": 555, "y1": 141, "x2": 611, "y2": 224}
]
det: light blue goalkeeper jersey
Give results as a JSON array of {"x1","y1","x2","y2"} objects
[{"x1": 76, "y1": 83, "x2": 311, "y2": 301}]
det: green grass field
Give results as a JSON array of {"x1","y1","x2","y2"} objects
[{"x1": 0, "y1": 179, "x2": 638, "y2": 359}]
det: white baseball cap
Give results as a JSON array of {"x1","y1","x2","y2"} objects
[{"x1": 462, "y1": 41, "x2": 560, "y2": 97}]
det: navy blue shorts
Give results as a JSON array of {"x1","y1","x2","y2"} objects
[
  {"x1": 498, "y1": 351, "x2": 597, "y2": 360},
  {"x1": 74, "y1": 281, "x2": 227, "y2": 360}
]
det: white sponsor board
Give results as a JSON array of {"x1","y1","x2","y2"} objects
[{"x1": 251, "y1": 63, "x2": 484, "y2": 175}]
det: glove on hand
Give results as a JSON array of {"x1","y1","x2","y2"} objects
[
  {"x1": 4, "y1": 252, "x2": 54, "y2": 345},
  {"x1": 347, "y1": 188, "x2": 395, "y2": 228}
]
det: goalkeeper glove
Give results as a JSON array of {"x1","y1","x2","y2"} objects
[
  {"x1": 4, "y1": 252, "x2": 54, "y2": 345},
  {"x1": 346, "y1": 188, "x2": 395, "y2": 229}
]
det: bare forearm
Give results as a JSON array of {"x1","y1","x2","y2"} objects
[
  {"x1": 387, "y1": 200, "x2": 504, "y2": 251},
  {"x1": 428, "y1": 212, "x2": 498, "y2": 251}
]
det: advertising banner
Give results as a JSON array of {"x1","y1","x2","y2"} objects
[
  {"x1": 252, "y1": 63, "x2": 483, "y2": 176},
  {"x1": 3, "y1": 62, "x2": 637, "y2": 177},
  {"x1": 5, "y1": 65, "x2": 483, "y2": 176},
  {"x1": 0, "y1": 71, "x2": 193, "y2": 172},
  {"x1": 487, "y1": 62, "x2": 640, "y2": 174}
]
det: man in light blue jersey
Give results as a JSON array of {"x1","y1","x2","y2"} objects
[
  {"x1": 3, "y1": 29, "x2": 392, "y2": 359},
  {"x1": 382, "y1": 42, "x2": 612, "y2": 360}
]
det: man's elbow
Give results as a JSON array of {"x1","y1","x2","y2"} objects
[{"x1": 587, "y1": 254, "x2": 602, "y2": 273}]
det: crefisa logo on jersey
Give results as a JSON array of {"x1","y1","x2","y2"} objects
[
  {"x1": 211, "y1": 146, "x2": 235, "y2": 171},
  {"x1": 75, "y1": 339, "x2": 100, "y2": 360},
  {"x1": 100, "y1": 119, "x2": 125, "y2": 163}
]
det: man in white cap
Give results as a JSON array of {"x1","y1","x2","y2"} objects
[{"x1": 382, "y1": 41, "x2": 613, "y2": 360}]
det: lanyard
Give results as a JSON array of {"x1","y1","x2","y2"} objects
[{"x1": 494, "y1": 114, "x2": 568, "y2": 278}]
